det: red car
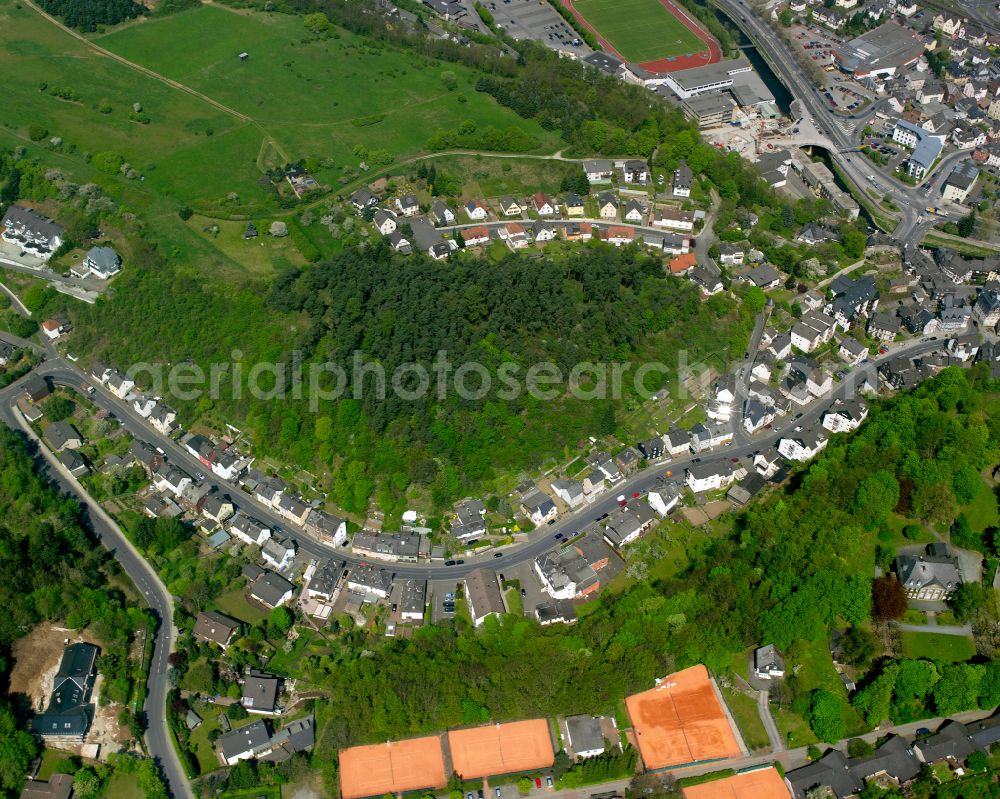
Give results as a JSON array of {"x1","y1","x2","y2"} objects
[{"x1": 535, "y1": 778, "x2": 542, "y2": 789}]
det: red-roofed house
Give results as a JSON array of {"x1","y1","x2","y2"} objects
[
  {"x1": 462, "y1": 226, "x2": 491, "y2": 246},
  {"x1": 606, "y1": 226, "x2": 635, "y2": 246},
  {"x1": 534, "y1": 192, "x2": 556, "y2": 216},
  {"x1": 669, "y1": 253, "x2": 697, "y2": 274}
]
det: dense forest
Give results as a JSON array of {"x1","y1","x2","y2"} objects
[
  {"x1": 0, "y1": 426, "x2": 156, "y2": 798},
  {"x1": 36, "y1": 0, "x2": 142, "y2": 30},
  {"x1": 303, "y1": 368, "x2": 1000, "y2": 790},
  {"x1": 73, "y1": 243, "x2": 745, "y2": 514}
]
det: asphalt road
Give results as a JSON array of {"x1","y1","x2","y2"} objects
[
  {"x1": 19, "y1": 336, "x2": 949, "y2": 582},
  {"x1": 0, "y1": 378, "x2": 193, "y2": 799}
]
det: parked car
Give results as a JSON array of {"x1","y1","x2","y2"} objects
[
  {"x1": 535, "y1": 779, "x2": 542, "y2": 789},
  {"x1": 546, "y1": 777, "x2": 553, "y2": 788},
  {"x1": 521, "y1": 588, "x2": 527, "y2": 598}
]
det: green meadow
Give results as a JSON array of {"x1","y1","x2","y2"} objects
[{"x1": 96, "y1": 5, "x2": 559, "y2": 171}]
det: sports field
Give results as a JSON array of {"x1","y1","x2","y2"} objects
[
  {"x1": 571, "y1": 0, "x2": 707, "y2": 63},
  {"x1": 339, "y1": 736, "x2": 448, "y2": 799},
  {"x1": 681, "y1": 767, "x2": 790, "y2": 799},
  {"x1": 625, "y1": 665, "x2": 743, "y2": 771},
  {"x1": 448, "y1": 720, "x2": 555, "y2": 779}
]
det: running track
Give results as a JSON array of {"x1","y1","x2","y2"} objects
[{"x1": 560, "y1": 0, "x2": 722, "y2": 73}]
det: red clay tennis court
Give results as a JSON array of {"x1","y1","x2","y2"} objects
[
  {"x1": 448, "y1": 720, "x2": 555, "y2": 779},
  {"x1": 339, "y1": 736, "x2": 447, "y2": 799},
  {"x1": 625, "y1": 665, "x2": 742, "y2": 771},
  {"x1": 681, "y1": 767, "x2": 790, "y2": 799}
]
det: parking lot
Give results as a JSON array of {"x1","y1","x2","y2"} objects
[
  {"x1": 488, "y1": 0, "x2": 587, "y2": 55},
  {"x1": 429, "y1": 577, "x2": 461, "y2": 623}
]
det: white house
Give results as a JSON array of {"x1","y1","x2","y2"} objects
[
  {"x1": 552, "y1": 478, "x2": 585, "y2": 509},
  {"x1": 777, "y1": 428, "x2": 829, "y2": 461},
  {"x1": 83, "y1": 246, "x2": 121, "y2": 278},
  {"x1": 822, "y1": 399, "x2": 868, "y2": 433},
  {"x1": 229, "y1": 512, "x2": 272, "y2": 546},
  {"x1": 1, "y1": 206, "x2": 64, "y2": 260},
  {"x1": 464, "y1": 200, "x2": 488, "y2": 220},
  {"x1": 373, "y1": 209, "x2": 397, "y2": 235},
  {"x1": 261, "y1": 536, "x2": 296, "y2": 572},
  {"x1": 647, "y1": 486, "x2": 680, "y2": 516},
  {"x1": 686, "y1": 462, "x2": 739, "y2": 493}
]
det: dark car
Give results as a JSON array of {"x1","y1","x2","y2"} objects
[
  {"x1": 445, "y1": 560, "x2": 456, "y2": 566},
  {"x1": 493, "y1": 551, "x2": 504, "y2": 558},
  {"x1": 391, "y1": 603, "x2": 397, "y2": 613},
  {"x1": 547, "y1": 519, "x2": 556, "y2": 525},
  {"x1": 455, "y1": 559, "x2": 465, "y2": 565},
  {"x1": 521, "y1": 588, "x2": 527, "y2": 598},
  {"x1": 554, "y1": 532, "x2": 563, "y2": 540}
]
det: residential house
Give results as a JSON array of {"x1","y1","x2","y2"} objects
[
  {"x1": 664, "y1": 429, "x2": 690, "y2": 457},
  {"x1": 249, "y1": 571, "x2": 295, "y2": 608},
  {"x1": 753, "y1": 644, "x2": 786, "y2": 679},
  {"x1": 690, "y1": 263, "x2": 723, "y2": 296},
  {"x1": 534, "y1": 549, "x2": 599, "y2": 599},
  {"x1": 719, "y1": 242, "x2": 746, "y2": 266},
  {"x1": 229, "y1": 512, "x2": 271, "y2": 546},
  {"x1": 689, "y1": 422, "x2": 733, "y2": 453},
  {"x1": 464, "y1": 199, "x2": 488, "y2": 220},
  {"x1": 615, "y1": 446, "x2": 642, "y2": 474},
  {"x1": 149, "y1": 403, "x2": 177, "y2": 435},
  {"x1": 638, "y1": 436, "x2": 663, "y2": 460},
  {"x1": 583, "y1": 159, "x2": 614, "y2": 183},
  {"x1": 839, "y1": 336, "x2": 868, "y2": 365},
  {"x1": 498, "y1": 196, "x2": 522, "y2": 216},
  {"x1": 744, "y1": 398, "x2": 775, "y2": 434},
  {"x1": 823, "y1": 399, "x2": 869, "y2": 433},
  {"x1": 305, "y1": 559, "x2": 345, "y2": 603},
  {"x1": 603, "y1": 502, "x2": 658, "y2": 548},
  {"x1": 668, "y1": 252, "x2": 697, "y2": 275},
  {"x1": 975, "y1": 289, "x2": 1000, "y2": 326},
  {"x1": 896, "y1": 543, "x2": 963, "y2": 600},
  {"x1": 193, "y1": 611, "x2": 240, "y2": 649},
  {"x1": 791, "y1": 312, "x2": 837, "y2": 352},
  {"x1": 395, "y1": 194, "x2": 420, "y2": 217},
  {"x1": 350, "y1": 188, "x2": 378, "y2": 213},
  {"x1": 44, "y1": 420, "x2": 82, "y2": 452},
  {"x1": 647, "y1": 485, "x2": 680, "y2": 516},
  {"x1": 464, "y1": 568, "x2": 505, "y2": 626},
  {"x1": 19, "y1": 775, "x2": 74, "y2": 799},
  {"x1": 499, "y1": 222, "x2": 528, "y2": 248},
  {"x1": 1, "y1": 205, "x2": 64, "y2": 260},
  {"x1": 621, "y1": 159, "x2": 649, "y2": 184},
  {"x1": 346, "y1": 562, "x2": 391, "y2": 600},
  {"x1": 242, "y1": 670, "x2": 280, "y2": 714},
  {"x1": 913, "y1": 721, "x2": 976, "y2": 764},
  {"x1": 59, "y1": 450, "x2": 88, "y2": 478},
  {"x1": 461, "y1": 225, "x2": 491, "y2": 246},
  {"x1": 563, "y1": 192, "x2": 584, "y2": 217},
  {"x1": 202, "y1": 492, "x2": 235, "y2": 524},
  {"x1": 431, "y1": 200, "x2": 455, "y2": 225},
  {"x1": 261, "y1": 536, "x2": 296, "y2": 571},
  {"x1": 552, "y1": 478, "x2": 585, "y2": 509},
  {"x1": 216, "y1": 719, "x2": 273, "y2": 765},
  {"x1": 738, "y1": 263, "x2": 781, "y2": 290},
  {"x1": 582, "y1": 470, "x2": 606, "y2": 498},
  {"x1": 30, "y1": 643, "x2": 97, "y2": 741},
  {"x1": 623, "y1": 199, "x2": 645, "y2": 223},
  {"x1": 276, "y1": 493, "x2": 310, "y2": 527},
  {"x1": 533, "y1": 192, "x2": 556, "y2": 216},
  {"x1": 521, "y1": 490, "x2": 558, "y2": 525},
  {"x1": 352, "y1": 532, "x2": 421, "y2": 562},
  {"x1": 868, "y1": 311, "x2": 901, "y2": 342},
  {"x1": 942, "y1": 160, "x2": 980, "y2": 203},
  {"x1": 102, "y1": 369, "x2": 135, "y2": 399},
  {"x1": 652, "y1": 208, "x2": 695, "y2": 232},
  {"x1": 754, "y1": 447, "x2": 781, "y2": 478},
  {"x1": 304, "y1": 510, "x2": 347, "y2": 546},
  {"x1": 597, "y1": 192, "x2": 619, "y2": 219},
  {"x1": 686, "y1": 461, "x2": 738, "y2": 493},
  {"x1": 672, "y1": 160, "x2": 693, "y2": 197},
  {"x1": 534, "y1": 221, "x2": 558, "y2": 243},
  {"x1": 777, "y1": 427, "x2": 829, "y2": 461},
  {"x1": 399, "y1": 578, "x2": 426, "y2": 621},
  {"x1": 373, "y1": 209, "x2": 397, "y2": 236},
  {"x1": 83, "y1": 245, "x2": 121, "y2": 278},
  {"x1": 450, "y1": 498, "x2": 488, "y2": 541},
  {"x1": 829, "y1": 274, "x2": 879, "y2": 328}
]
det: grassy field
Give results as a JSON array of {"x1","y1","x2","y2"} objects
[
  {"x1": 902, "y1": 631, "x2": 977, "y2": 662},
  {"x1": 787, "y1": 636, "x2": 866, "y2": 735},
  {"x1": 97, "y1": 5, "x2": 559, "y2": 178},
  {"x1": 0, "y1": 0, "x2": 270, "y2": 206},
  {"x1": 962, "y1": 480, "x2": 999, "y2": 534},
  {"x1": 720, "y1": 687, "x2": 770, "y2": 751},
  {"x1": 103, "y1": 772, "x2": 143, "y2": 799},
  {"x1": 572, "y1": 0, "x2": 705, "y2": 62},
  {"x1": 212, "y1": 586, "x2": 269, "y2": 625}
]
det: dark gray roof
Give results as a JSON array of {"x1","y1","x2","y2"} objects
[
  {"x1": 250, "y1": 571, "x2": 294, "y2": 607},
  {"x1": 786, "y1": 749, "x2": 862, "y2": 799},
  {"x1": 566, "y1": 715, "x2": 605, "y2": 755},
  {"x1": 193, "y1": 611, "x2": 239, "y2": 646},
  {"x1": 44, "y1": 420, "x2": 81, "y2": 451},
  {"x1": 2, "y1": 205, "x2": 64, "y2": 240},
  {"x1": 85, "y1": 245, "x2": 120, "y2": 273},
  {"x1": 217, "y1": 719, "x2": 272, "y2": 761},
  {"x1": 849, "y1": 735, "x2": 920, "y2": 784},
  {"x1": 915, "y1": 721, "x2": 975, "y2": 763},
  {"x1": 242, "y1": 670, "x2": 279, "y2": 712}
]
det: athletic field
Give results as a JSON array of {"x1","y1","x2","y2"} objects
[{"x1": 571, "y1": 0, "x2": 708, "y2": 63}]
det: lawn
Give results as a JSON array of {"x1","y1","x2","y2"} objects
[
  {"x1": 572, "y1": 0, "x2": 706, "y2": 62},
  {"x1": 773, "y1": 706, "x2": 818, "y2": 749},
  {"x1": 409, "y1": 154, "x2": 581, "y2": 201},
  {"x1": 0, "y1": 0, "x2": 267, "y2": 207},
  {"x1": 786, "y1": 636, "x2": 866, "y2": 735},
  {"x1": 962, "y1": 480, "x2": 999, "y2": 534},
  {"x1": 97, "y1": 5, "x2": 559, "y2": 175},
  {"x1": 720, "y1": 686, "x2": 770, "y2": 751},
  {"x1": 901, "y1": 631, "x2": 977, "y2": 663},
  {"x1": 212, "y1": 586, "x2": 269, "y2": 625},
  {"x1": 103, "y1": 771, "x2": 142, "y2": 799}
]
